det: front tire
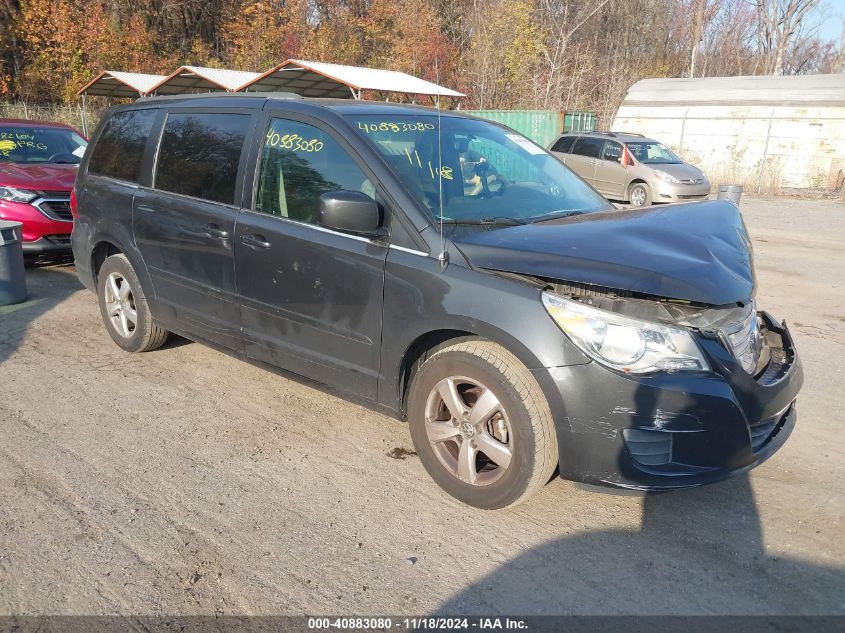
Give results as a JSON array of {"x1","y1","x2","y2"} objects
[
  {"x1": 97, "y1": 254, "x2": 168, "y2": 352},
  {"x1": 628, "y1": 182, "x2": 652, "y2": 207},
  {"x1": 407, "y1": 339, "x2": 558, "y2": 509}
]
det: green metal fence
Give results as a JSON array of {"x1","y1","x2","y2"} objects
[{"x1": 464, "y1": 109, "x2": 596, "y2": 147}]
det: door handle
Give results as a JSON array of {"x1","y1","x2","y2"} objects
[
  {"x1": 137, "y1": 204, "x2": 156, "y2": 213},
  {"x1": 241, "y1": 234, "x2": 271, "y2": 249},
  {"x1": 204, "y1": 223, "x2": 230, "y2": 240}
]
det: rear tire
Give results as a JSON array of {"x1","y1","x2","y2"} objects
[
  {"x1": 407, "y1": 339, "x2": 558, "y2": 509},
  {"x1": 97, "y1": 254, "x2": 168, "y2": 352},
  {"x1": 628, "y1": 182, "x2": 652, "y2": 207}
]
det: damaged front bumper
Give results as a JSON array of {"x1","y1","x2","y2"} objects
[{"x1": 533, "y1": 312, "x2": 803, "y2": 490}]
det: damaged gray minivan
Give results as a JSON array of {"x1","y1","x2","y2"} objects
[{"x1": 72, "y1": 94, "x2": 802, "y2": 509}]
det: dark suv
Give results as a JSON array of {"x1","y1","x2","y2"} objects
[{"x1": 72, "y1": 94, "x2": 802, "y2": 509}]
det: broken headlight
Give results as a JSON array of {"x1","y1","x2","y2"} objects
[{"x1": 541, "y1": 292, "x2": 710, "y2": 374}]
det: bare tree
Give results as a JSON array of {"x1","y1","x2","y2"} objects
[
  {"x1": 537, "y1": 0, "x2": 611, "y2": 108},
  {"x1": 755, "y1": 0, "x2": 820, "y2": 74},
  {"x1": 690, "y1": 0, "x2": 707, "y2": 76}
]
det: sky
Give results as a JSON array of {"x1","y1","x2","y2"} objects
[{"x1": 819, "y1": 0, "x2": 845, "y2": 41}]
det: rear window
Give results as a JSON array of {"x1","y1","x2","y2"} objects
[
  {"x1": 154, "y1": 112, "x2": 250, "y2": 205},
  {"x1": 572, "y1": 137, "x2": 604, "y2": 159},
  {"x1": 88, "y1": 109, "x2": 156, "y2": 182},
  {"x1": 550, "y1": 136, "x2": 576, "y2": 153}
]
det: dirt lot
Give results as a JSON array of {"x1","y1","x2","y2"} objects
[{"x1": 0, "y1": 197, "x2": 843, "y2": 616}]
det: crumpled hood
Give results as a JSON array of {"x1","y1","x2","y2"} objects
[
  {"x1": 452, "y1": 200, "x2": 755, "y2": 305},
  {"x1": 0, "y1": 162, "x2": 78, "y2": 191}
]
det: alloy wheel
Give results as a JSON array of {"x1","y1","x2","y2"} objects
[
  {"x1": 630, "y1": 185, "x2": 647, "y2": 206},
  {"x1": 424, "y1": 376, "x2": 513, "y2": 486},
  {"x1": 103, "y1": 272, "x2": 137, "y2": 338}
]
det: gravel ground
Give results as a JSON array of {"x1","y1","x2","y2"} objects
[{"x1": 0, "y1": 196, "x2": 843, "y2": 616}]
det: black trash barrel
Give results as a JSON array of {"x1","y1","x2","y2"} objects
[
  {"x1": 717, "y1": 184, "x2": 743, "y2": 205},
  {"x1": 0, "y1": 220, "x2": 27, "y2": 306}
]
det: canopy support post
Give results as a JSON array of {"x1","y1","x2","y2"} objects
[{"x1": 80, "y1": 94, "x2": 89, "y2": 137}]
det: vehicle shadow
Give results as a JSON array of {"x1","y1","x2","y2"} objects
[
  {"x1": 439, "y1": 379, "x2": 841, "y2": 616},
  {"x1": 439, "y1": 475, "x2": 842, "y2": 615},
  {"x1": 0, "y1": 259, "x2": 82, "y2": 366}
]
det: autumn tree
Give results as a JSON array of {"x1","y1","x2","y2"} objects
[
  {"x1": 15, "y1": 0, "x2": 162, "y2": 101},
  {"x1": 223, "y1": 0, "x2": 306, "y2": 70},
  {"x1": 0, "y1": 0, "x2": 842, "y2": 123}
]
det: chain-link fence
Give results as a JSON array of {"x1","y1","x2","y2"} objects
[{"x1": 0, "y1": 102, "x2": 107, "y2": 137}]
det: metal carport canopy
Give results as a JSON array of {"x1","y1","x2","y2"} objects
[
  {"x1": 148, "y1": 66, "x2": 262, "y2": 95},
  {"x1": 240, "y1": 59, "x2": 466, "y2": 99},
  {"x1": 77, "y1": 71, "x2": 167, "y2": 97}
]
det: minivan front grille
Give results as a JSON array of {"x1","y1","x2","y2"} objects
[{"x1": 721, "y1": 304, "x2": 762, "y2": 374}]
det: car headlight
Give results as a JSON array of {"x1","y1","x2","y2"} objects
[
  {"x1": 653, "y1": 170, "x2": 680, "y2": 184},
  {"x1": 541, "y1": 292, "x2": 709, "y2": 374},
  {"x1": 0, "y1": 187, "x2": 37, "y2": 203}
]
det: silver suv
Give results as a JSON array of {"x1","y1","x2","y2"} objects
[{"x1": 549, "y1": 132, "x2": 710, "y2": 206}]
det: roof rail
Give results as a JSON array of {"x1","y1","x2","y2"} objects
[
  {"x1": 137, "y1": 91, "x2": 304, "y2": 102},
  {"x1": 612, "y1": 131, "x2": 645, "y2": 137}
]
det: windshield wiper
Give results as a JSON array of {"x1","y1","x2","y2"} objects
[
  {"x1": 441, "y1": 217, "x2": 526, "y2": 226},
  {"x1": 530, "y1": 210, "x2": 586, "y2": 223}
]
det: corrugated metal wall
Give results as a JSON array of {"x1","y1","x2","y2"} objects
[
  {"x1": 613, "y1": 104, "x2": 845, "y2": 190},
  {"x1": 613, "y1": 76, "x2": 845, "y2": 190},
  {"x1": 465, "y1": 110, "x2": 597, "y2": 147},
  {"x1": 563, "y1": 112, "x2": 597, "y2": 134},
  {"x1": 465, "y1": 110, "x2": 562, "y2": 147}
]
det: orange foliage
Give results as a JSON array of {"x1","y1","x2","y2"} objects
[
  {"x1": 16, "y1": 0, "x2": 164, "y2": 102},
  {"x1": 224, "y1": 0, "x2": 306, "y2": 71},
  {"x1": 5, "y1": 0, "x2": 461, "y2": 104}
]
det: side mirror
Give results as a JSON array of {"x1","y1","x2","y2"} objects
[{"x1": 318, "y1": 190, "x2": 382, "y2": 236}]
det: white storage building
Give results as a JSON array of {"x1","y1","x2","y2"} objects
[{"x1": 612, "y1": 74, "x2": 845, "y2": 191}]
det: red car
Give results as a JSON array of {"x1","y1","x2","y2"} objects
[{"x1": 0, "y1": 119, "x2": 87, "y2": 257}]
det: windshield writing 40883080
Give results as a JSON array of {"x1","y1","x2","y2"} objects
[{"x1": 347, "y1": 114, "x2": 610, "y2": 223}]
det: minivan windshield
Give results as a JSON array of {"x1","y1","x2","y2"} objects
[
  {"x1": 625, "y1": 141, "x2": 682, "y2": 164},
  {"x1": 346, "y1": 114, "x2": 610, "y2": 223},
  {"x1": 0, "y1": 126, "x2": 87, "y2": 165}
]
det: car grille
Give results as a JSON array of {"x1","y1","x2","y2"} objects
[
  {"x1": 679, "y1": 194, "x2": 708, "y2": 200},
  {"x1": 44, "y1": 234, "x2": 71, "y2": 245},
  {"x1": 721, "y1": 304, "x2": 762, "y2": 374},
  {"x1": 33, "y1": 193, "x2": 73, "y2": 222},
  {"x1": 36, "y1": 200, "x2": 73, "y2": 221}
]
